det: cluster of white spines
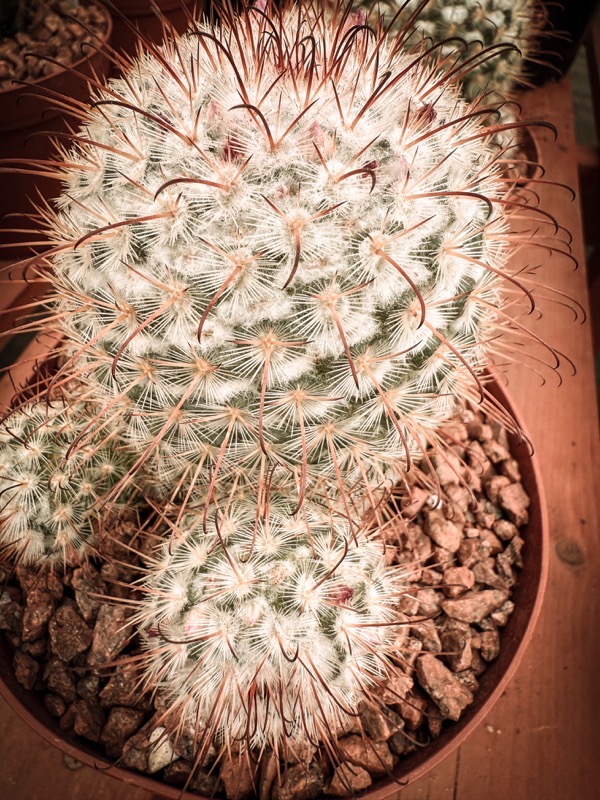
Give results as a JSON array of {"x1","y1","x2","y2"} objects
[
  {"x1": 360, "y1": 0, "x2": 539, "y2": 100},
  {"x1": 47, "y1": 2, "x2": 510, "y2": 498},
  {"x1": 0, "y1": 401, "x2": 131, "y2": 565},
  {"x1": 137, "y1": 491, "x2": 405, "y2": 749},
  {"x1": 0, "y1": 0, "x2": 567, "y2": 763}
]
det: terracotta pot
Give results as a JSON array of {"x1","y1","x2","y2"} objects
[
  {"x1": 0, "y1": 349, "x2": 548, "y2": 798},
  {"x1": 110, "y1": 0, "x2": 201, "y2": 56},
  {"x1": 0, "y1": 1, "x2": 113, "y2": 259}
]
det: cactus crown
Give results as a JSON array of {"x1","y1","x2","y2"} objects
[{"x1": 35, "y1": 0, "x2": 522, "y2": 517}]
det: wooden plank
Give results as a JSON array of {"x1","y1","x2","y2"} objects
[{"x1": 399, "y1": 77, "x2": 600, "y2": 800}]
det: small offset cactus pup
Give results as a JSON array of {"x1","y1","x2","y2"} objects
[
  {"x1": 0, "y1": 0, "x2": 572, "y2": 784},
  {"x1": 352, "y1": 0, "x2": 546, "y2": 101},
  {"x1": 350, "y1": 0, "x2": 549, "y2": 177}
]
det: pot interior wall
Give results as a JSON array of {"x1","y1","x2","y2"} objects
[{"x1": 111, "y1": 1, "x2": 199, "y2": 57}]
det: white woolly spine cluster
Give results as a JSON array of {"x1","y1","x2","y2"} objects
[
  {"x1": 136, "y1": 492, "x2": 406, "y2": 749},
  {"x1": 0, "y1": 0, "x2": 572, "y2": 760},
  {"x1": 360, "y1": 0, "x2": 540, "y2": 101},
  {"x1": 43, "y1": 1, "x2": 512, "y2": 499},
  {"x1": 0, "y1": 401, "x2": 131, "y2": 565}
]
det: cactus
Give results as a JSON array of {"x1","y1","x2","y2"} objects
[
  {"x1": 0, "y1": 400, "x2": 133, "y2": 565},
  {"x1": 25, "y1": 0, "x2": 530, "y2": 513},
  {"x1": 355, "y1": 1, "x2": 544, "y2": 102},
  {"x1": 135, "y1": 488, "x2": 408, "y2": 751},
  {"x1": 0, "y1": 0, "x2": 574, "y2": 766}
]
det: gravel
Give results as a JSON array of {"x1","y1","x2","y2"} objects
[
  {"x1": 220, "y1": 752, "x2": 258, "y2": 800},
  {"x1": 0, "y1": 0, "x2": 109, "y2": 88},
  {"x1": 272, "y1": 763, "x2": 324, "y2": 800},
  {"x1": 1, "y1": 406, "x2": 531, "y2": 798},
  {"x1": 336, "y1": 737, "x2": 395, "y2": 777},
  {"x1": 100, "y1": 707, "x2": 145, "y2": 759},
  {"x1": 415, "y1": 655, "x2": 474, "y2": 721},
  {"x1": 326, "y1": 764, "x2": 372, "y2": 796},
  {"x1": 86, "y1": 605, "x2": 132, "y2": 667},
  {"x1": 441, "y1": 589, "x2": 510, "y2": 624},
  {"x1": 49, "y1": 603, "x2": 93, "y2": 661},
  {"x1": 12, "y1": 649, "x2": 39, "y2": 690}
]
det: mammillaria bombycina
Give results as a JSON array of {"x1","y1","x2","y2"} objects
[{"x1": 18, "y1": 0, "x2": 550, "y2": 512}]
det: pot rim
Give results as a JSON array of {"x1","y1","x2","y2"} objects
[{"x1": 0, "y1": 349, "x2": 549, "y2": 799}]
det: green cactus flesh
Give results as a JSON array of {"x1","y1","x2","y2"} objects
[{"x1": 358, "y1": 0, "x2": 539, "y2": 101}]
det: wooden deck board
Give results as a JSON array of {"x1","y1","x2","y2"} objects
[
  {"x1": 1, "y1": 76, "x2": 599, "y2": 799},
  {"x1": 399, "y1": 76, "x2": 600, "y2": 800}
]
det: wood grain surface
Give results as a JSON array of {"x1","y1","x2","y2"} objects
[
  {"x1": 396, "y1": 76, "x2": 600, "y2": 800},
  {"x1": 0, "y1": 76, "x2": 598, "y2": 800}
]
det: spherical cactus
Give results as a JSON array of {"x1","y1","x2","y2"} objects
[
  {"x1": 29, "y1": 0, "x2": 531, "y2": 510},
  {"x1": 0, "y1": 400, "x2": 133, "y2": 565},
  {"x1": 355, "y1": 0, "x2": 544, "y2": 102},
  {"x1": 135, "y1": 489, "x2": 407, "y2": 752}
]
